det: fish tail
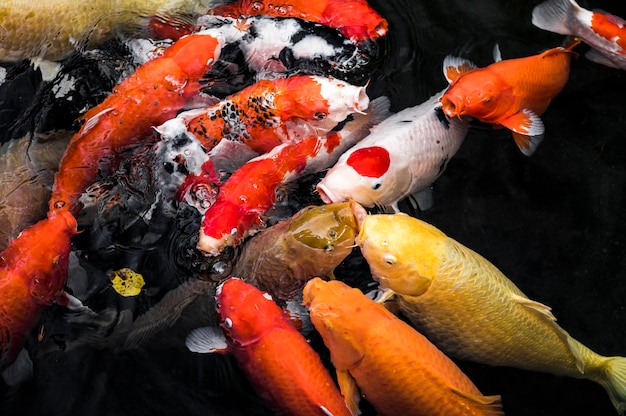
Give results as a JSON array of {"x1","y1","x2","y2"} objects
[
  {"x1": 531, "y1": 0, "x2": 578, "y2": 36},
  {"x1": 595, "y1": 356, "x2": 626, "y2": 415}
]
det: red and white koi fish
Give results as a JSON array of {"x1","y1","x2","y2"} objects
[
  {"x1": 210, "y1": 0, "x2": 388, "y2": 43},
  {"x1": 440, "y1": 41, "x2": 578, "y2": 156},
  {"x1": 532, "y1": 0, "x2": 626, "y2": 70},
  {"x1": 317, "y1": 90, "x2": 469, "y2": 213},
  {"x1": 196, "y1": 97, "x2": 388, "y2": 256},
  {"x1": 186, "y1": 278, "x2": 354, "y2": 416},
  {"x1": 0, "y1": 211, "x2": 77, "y2": 370},
  {"x1": 48, "y1": 31, "x2": 224, "y2": 215},
  {"x1": 157, "y1": 74, "x2": 370, "y2": 156}
]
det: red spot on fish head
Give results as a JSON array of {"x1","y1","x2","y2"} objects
[
  {"x1": 346, "y1": 146, "x2": 390, "y2": 178},
  {"x1": 276, "y1": 76, "x2": 330, "y2": 121}
]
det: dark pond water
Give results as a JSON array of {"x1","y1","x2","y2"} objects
[{"x1": 1, "y1": 0, "x2": 626, "y2": 415}]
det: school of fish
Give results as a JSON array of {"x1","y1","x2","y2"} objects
[{"x1": 0, "y1": 0, "x2": 625, "y2": 414}]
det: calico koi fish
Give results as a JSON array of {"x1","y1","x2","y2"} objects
[
  {"x1": 231, "y1": 201, "x2": 364, "y2": 304},
  {"x1": 210, "y1": 0, "x2": 388, "y2": 43},
  {"x1": 48, "y1": 31, "x2": 224, "y2": 215},
  {"x1": 355, "y1": 212, "x2": 626, "y2": 415},
  {"x1": 532, "y1": 0, "x2": 626, "y2": 70},
  {"x1": 195, "y1": 97, "x2": 387, "y2": 256},
  {"x1": 302, "y1": 278, "x2": 504, "y2": 416},
  {"x1": 0, "y1": 0, "x2": 217, "y2": 63},
  {"x1": 0, "y1": 210, "x2": 77, "y2": 369},
  {"x1": 316, "y1": 90, "x2": 469, "y2": 213},
  {"x1": 187, "y1": 278, "x2": 354, "y2": 416},
  {"x1": 440, "y1": 42, "x2": 578, "y2": 156}
]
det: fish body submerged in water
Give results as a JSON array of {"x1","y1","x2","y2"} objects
[
  {"x1": 317, "y1": 90, "x2": 469, "y2": 212},
  {"x1": 232, "y1": 201, "x2": 363, "y2": 304},
  {"x1": 0, "y1": 0, "x2": 216, "y2": 63},
  {"x1": 302, "y1": 278, "x2": 503, "y2": 416},
  {"x1": 356, "y1": 212, "x2": 626, "y2": 415},
  {"x1": 211, "y1": 278, "x2": 353, "y2": 416},
  {"x1": 532, "y1": 0, "x2": 626, "y2": 70},
  {"x1": 0, "y1": 211, "x2": 77, "y2": 369},
  {"x1": 440, "y1": 42, "x2": 578, "y2": 156}
]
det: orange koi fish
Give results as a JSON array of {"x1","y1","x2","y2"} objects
[
  {"x1": 440, "y1": 42, "x2": 578, "y2": 156},
  {"x1": 0, "y1": 211, "x2": 77, "y2": 369},
  {"x1": 532, "y1": 0, "x2": 626, "y2": 70},
  {"x1": 195, "y1": 97, "x2": 387, "y2": 256},
  {"x1": 48, "y1": 32, "x2": 224, "y2": 215},
  {"x1": 157, "y1": 74, "x2": 369, "y2": 156},
  {"x1": 302, "y1": 278, "x2": 504, "y2": 416},
  {"x1": 187, "y1": 278, "x2": 354, "y2": 416},
  {"x1": 211, "y1": 0, "x2": 388, "y2": 43}
]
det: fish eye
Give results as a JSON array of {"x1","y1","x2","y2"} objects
[
  {"x1": 382, "y1": 253, "x2": 397, "y2": 266},
  {"x1": 371, "y1": 180, "x2": 382, "y2": 190},
  {"x1": 328, "y1": 229, "x2": 337, "y2": 238},
  {"x1": 224, "y1": 318, "x2": 233, "y2": 329},
  {"x1": 314, "y1": 112, "x2": 327, "y2": 120}
]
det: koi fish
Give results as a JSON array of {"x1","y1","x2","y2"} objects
[
  {"x1": 186, "y1": 278, "x2": 354, "y2": 416},
  {"x1": 0, "y1": 0, "x2": 218, "y2": 63},
  {"x1": 0, "y1": 210, "x2": 77, "y2": 369},
  {"x1": 355, "y1": 212, "x2": 626, "y2": 415},
  {"x1": 211, "y1": 0, "x2": 389, "y2": 43},
  {"x1": 195, "y1": 97, "x2": 387, "y2": 256},
  {"x1": 440, "y1": 42, "x2": 578, "y2": 156},
  {"x1": 231, "y1": 201, "x2": 364, "y2": 304},
  {"x1": 316, "y1": 90, "x2": 469, "y2": 213},
  {"x1": 0, "y1": 131, "x2": 71, "y2": 251},
  {"x1": 302, "y1": 278, "x2": 503, "y2": 416},
  {"x1": 532, "y1": 0, "x2": 626, "y2": 70},
  {"x1": 48, "y1": 31, "x2": 224, "y2": 215},
  {"x1": 157, "y1": 74, "x2": 370, "y2": 156}
]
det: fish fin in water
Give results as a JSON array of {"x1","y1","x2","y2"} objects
[
  {"x1": 408, "y1": 187, "x2": 434, "y2": 212},
  {"x1": 209, "y1": 140, "x2": 261, "y2": 175},
  {"x1": 585, "y1": 49, "x2": 620, "y2": 69},
  {"x1": 1, "y1": 349, "x2": 33, "y2": 386},
  {"x1": 499, "y1": 109, "x2": 544, "y2": 156},
  {"x1": 493, "y1": 44, "x2": 503, "y2": 62},
  {"x1": 55, "y1": 291, "x2": 97, "y2": 317},
  {"x1": 450, "y1": 387, "x2": 504, "y2": 416},
  {"x1": 368, "y1": 96, "x2": 393, "y2": 125},
  {"x1": 442, "y1": 56, "x2": 477, "y2": 85},
  {"x1": 597, "y1": 356, "x2": 626, "y2": 415},
  {"x1": 511, "y1": 132, "x2": 544, "y2": 156},
  {"x1": 185, "y1": 326, "x2": 229, "y2": 354},
  {"x1": 512, "y1": 293, "x2": 586, "y2": 373},
  {"x1": 531, "y1": 0, "x2": 577, "y2": 36},
  {"x1": 336, "y1": 369, "x2": 362, "y2": 416}
]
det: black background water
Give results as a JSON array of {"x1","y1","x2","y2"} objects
[{"x1": 1, "y1": 0, "x2": 626, "y2": 415}]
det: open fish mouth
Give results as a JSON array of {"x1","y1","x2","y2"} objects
[
  {"x1": 440, "y1": 96, "x2": 462, "y2": 117},
  {"x1": 316, "y1": 182, "x2": 340, "y2": 204}
]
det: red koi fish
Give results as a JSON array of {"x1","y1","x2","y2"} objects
[
  {"x1": 0, "y1": 211, "x2": 77, "y2": 369},
  {"x1": 440, "y1": 41, "x2": 578, "y2": 156},
  {"x1": 532, "y1": 0, "x2": 626, "y2": 70},
  {"x1": 48, "y1": 32, "x2": 224, "y2": 215},
  {"x1": 196, "y1": 97, "x2": 388, "y2": 255},
  {"x1": 188, "y1": 278, "x2": 353, "y2": 416},
  {"x1": 157, "y1": 74, "x2": 369, "y2": 156},
  {"x1": 211, "y1": 0, "x2": 388, "y2": 43},
  {"x1": 303, "y1": 278, "x2": 504, "y2": 416}
]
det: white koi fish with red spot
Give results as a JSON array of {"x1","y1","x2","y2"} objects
[
  {"x1": 532, "y1": 0, "x2": 626, "y2": 70},
  {"x1": 316, "y1": 90, "x2": 469, "y2": 213}
]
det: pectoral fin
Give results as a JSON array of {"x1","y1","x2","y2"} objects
[
  {"x1": 185, "y1": 326, "x2": 229, "y2": 354},
  {"x1": 336, "y1": 369, "x2": 362, "y2": 416},
  {"x1": 443, "y1": 56, "x2": 477, "y2": 84},
  {"x1": 450, "y1": 387, "x2": 504, "y2": 416},
  {"x1": 499, "y1": 109, "x2": 545, "y2": 156}
]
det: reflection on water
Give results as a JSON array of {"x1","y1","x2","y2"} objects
[{"x1": 1, "y1": 0, "x2": 626, "y2": 415}]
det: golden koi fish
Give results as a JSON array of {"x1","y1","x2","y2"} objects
[{"x1": 356, "y1": 212, "x2": 626, "y2": 415}]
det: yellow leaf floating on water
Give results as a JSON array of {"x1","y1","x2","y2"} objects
[{"x1": 109, "y1": 268, "x2": 145, "y2": 297}]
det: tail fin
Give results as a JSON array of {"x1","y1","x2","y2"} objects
[
  {"x1": 597, "y1": 356, "x2": 626, "y2": 415},
  {"x1": 531, "y1": 0, "x2": 578, "y2": 36}
]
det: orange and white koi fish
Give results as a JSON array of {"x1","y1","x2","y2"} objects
[
  {"x1": 186, "y1": 278, "x2": 354, "y2": 416},
  {"x1": 532, "y1": 0, "x2": 626, "y2": 70},
  {"x1": 48, "y1": 31, "x2": 224, "y2": 215},
  {"x1": 195, "y1": 97, "x2": 386, "y2": 256},
  {"x1": 440, "y1": 41, "x2": 578, "y2": 156},
  {"x1": 0, "y1": 211, "x2": 77, "y2": 369},
  {"x1": 303, "y1": 278, "x2": 504, "y2": 416},
  {"x1": 211, "y1": 0, "x2": 388, "y2": 43},
  {"x1": 317, "y1": 90, "x2": 469, "y2": 213}
]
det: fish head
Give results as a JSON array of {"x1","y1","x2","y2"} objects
[
  {"x1": 164, "y1": 32, "x2": 224, "y2": 80},
  {"x1": 441, "y1": 71, "x2": 507, "y2": 121},
  {"x1": 216, "y1": 278, "x2": 283, "y2": 347},
  {"x1": 317, "y1": 146, "x2": 410, "y2": 208},
  {"x1": 302, "y1": 278, "x2": 367, "y2": 370},
  {"x1": 355, "y1": 213, "x2": 446, "y2": 297}
]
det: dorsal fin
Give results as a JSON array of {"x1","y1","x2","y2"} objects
[{"x1": 442, "y1": 56, "x2": 477, "y2": 84}]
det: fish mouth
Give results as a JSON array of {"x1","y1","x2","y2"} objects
[
  {"x1": 440, "y1": 96, "x2": 463, "y2": 117},
  {"x1": 352, "y1": 87, "x2": 370, "y2": 114},
  {"x1": 316, "y1": 182, "x2": 340, "y2": 204}
]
